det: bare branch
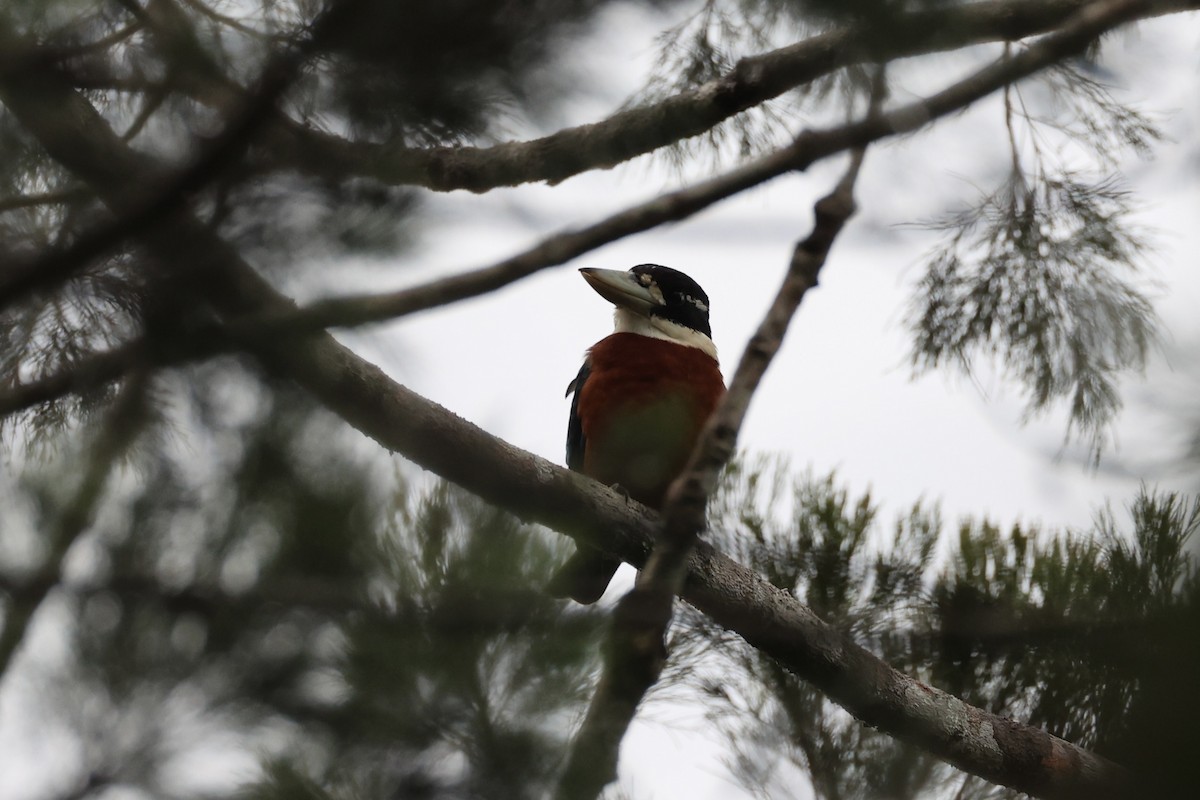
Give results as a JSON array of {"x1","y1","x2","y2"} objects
[{"x1": 265, "y1": 0, "x2": 1200, "y2": 192}]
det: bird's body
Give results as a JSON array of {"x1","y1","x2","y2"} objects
[
  {"x1": 548, "y1": 265, "x2": 724, "y2": 604},
  {"x1": 573, "y1": 333, "x2": 725, "y2": 504}
]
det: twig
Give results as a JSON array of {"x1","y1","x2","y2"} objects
[
  {"x1": 0, "y1": 187, "x2": 88, "y2": 215},
  {"x1": 0, "y1": 571, "x2": 602, "y2": 637},
  {"x1": 0, "y1": 340, "x2": 149, "y2": 419},
  {"x1": 177, "y1": 0, "x2": 293, "y2": 41}
]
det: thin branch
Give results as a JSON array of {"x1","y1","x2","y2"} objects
[
  {"x1": 555, "y1": 70, "x2": 881, "y2": 800},
  {"x1": 1003, "y1": 44, "x2": 1027, "y2": 186},
  {"x1": 0, "y1": 372, "x2": 147, "y2": 679},
  {"x1": 61, "y1": 72, "x2": 165, "y2": 94},
  {"x1": 0, "y1": 187, "x2": 88, "y2": 215},
  {"x1": 0, "y1": 571, "x2": 602, "y2": 637},
  {"x1": 37, "y1": 19, "x2": 144, "y2": 60},
  {"x1": 0, "y1": 340, "x2": 148, "y2": 419},
  {"x1": 121, "y1": 84, "x2": 169, "y2": 142},
  {"x1": 262, "y1": 0, "x2": 1200, "y2": 192}
]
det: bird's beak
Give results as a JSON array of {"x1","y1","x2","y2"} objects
[{"x1": 579, "y1": 268, "x2": 661, "y2": 316}]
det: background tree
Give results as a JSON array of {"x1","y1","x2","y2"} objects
[{"x1": 2, "y1": 0, "x2": 1198, "y2": 798}]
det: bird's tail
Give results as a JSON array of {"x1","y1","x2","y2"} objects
[{"x1": 546, "y1": 547, "x2": 620, "y2": 605}]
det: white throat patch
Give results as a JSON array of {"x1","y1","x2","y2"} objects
[{"x1": 613, "y1": 308, "x2": 718, "y2": 362}]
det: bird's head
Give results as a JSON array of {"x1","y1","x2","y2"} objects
[{"x1": 580, "y1": 264, "x2": 717, "y2": 360}]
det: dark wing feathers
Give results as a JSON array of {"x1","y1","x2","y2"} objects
[
  {"x1": 553, "y1": 357, "x2": 619, "y2": 604},
  {"x1": 565, "y1": 360, "x2": 590, "y2": 472}
]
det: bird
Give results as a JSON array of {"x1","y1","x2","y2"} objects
[{"x1": 547, "y1": 264, "x2": 725, "y2": 604}]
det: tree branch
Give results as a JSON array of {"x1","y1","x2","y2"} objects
[
  {"x1": 268, "y1": 0, "x2": 1170, "y2": 329},
  {"x1": 5, "y1": 192, "x2": 1131, "y2": 800},
  {"x1": 44, "y1": 0, "x2": 1199, "y2": 195},
  {"x1": 247, "y1": 0, "x2": 1200, "y2": 192},
  {"x1": 0, "y1": 571, "x2": 601, "y2": 637}
]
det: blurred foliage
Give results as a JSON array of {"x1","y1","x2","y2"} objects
[
  {"x1": 1, "y1": 373, "x2": 601, "y2": 799},
  {"x1": 669, "y1": 457, "x2": 1198, "y2": 800}
]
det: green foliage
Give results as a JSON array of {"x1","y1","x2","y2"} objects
[
  {"x1": 630, "y1": 0, "x2": 880, "y2": 170},
  {"x1": 671, "y1": 458, "x2": 1198, "y2": 800},
  {"x1": 907, "y1": 52, "x2": 1164, "y2": 462},
  {"x1": 909, "y1": 173, "x2": 1157, "y2": 460}
]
